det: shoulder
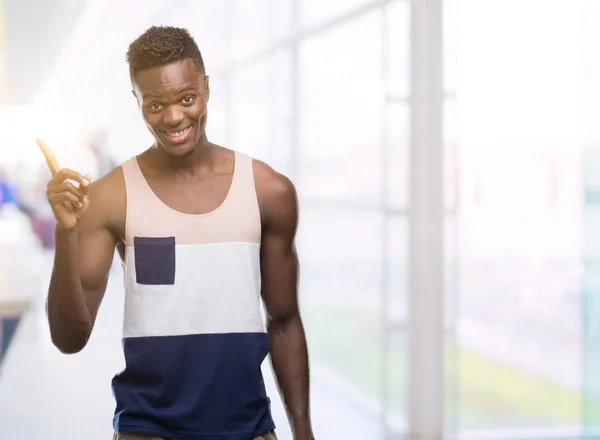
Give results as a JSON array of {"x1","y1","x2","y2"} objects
[
  {"x1": 251, "y1": 158, "x2": 298, "y2": 229},
  {"x1": 82, "y1": 163, "x2": 127, "y2": 231},
  {"x1": 88, "y1": 164, "x2": 125, "y2": 203},
  {"x1": 252, "y1": 159, "x2": 297, "y2": 206}
]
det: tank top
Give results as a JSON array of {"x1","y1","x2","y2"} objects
[{"x1": 111, "y1": 151, "x2": 275, "y2": 440}]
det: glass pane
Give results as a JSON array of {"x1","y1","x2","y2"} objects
[
  {"x1": 456, "y1": 149, "x2": 583, "y2": 432},
  {"x1": 299, "y1": 206, "x2": 383, "y2": 408},
  {"x1": 445, "y1": 332, "x2": 460, "y2": 436},
  {"x1": 445, "y1": 99, "x2": 458, "y2": 212},
  {"x1": 387, "y1": 100, "x2": 453, "y2": 213},
  {"x1": 386, "y1": 104, "x2": 409, "y2": 211},
  {"x1": 444, "y1": 0, "x2": 458, "y2": 94},
  {"x1": 583, "y1": 0, "x2": 600, "y2": 430},
  {"x1": 584, "y1": 0, "x2": 600, "y2": 147},
  {"x1": 265, "y1": 49, "x2": 293, "y2": 176},
  {"x1": 298, "y1": 11, "x2": 383, "y2": 204},
  {"x1": 230, "y1": 0, "x2": 292, "y2": 62},
  {"x1": 383, "y1": 217, "x2": 408, "y2": 425},
  {"x1": 187, "y1": 1, "x2": 230, "y2": 71},
  {"x1": 456, "y1": 0, "x2": 580, "y2": 144},
  {"x1": 445, "y1": 216, "x2": 459, "y2": 329},
  {"x1": 386, "y1": 217, "x2": 408, "y2": 325},
  {"x1": 384, "y1": 329, "x2": 408, "y2": 434},
  {"x1": 270, "y1": 0, "x2": 294, "y2": 41},
  {"x1": 583, "y1": 144, "x2": 600, "y2": 433},
  {"x1": 300, "y1": 0, "x2": 374, "y2": 28},
  {"x1": 445, "y1": 216, "x2": 460, "y2": 436},
  {"x1": 453, "y1": 0, "x2": 585, "y2": 435},
  {"x1": 206, "y1": 76, "x2": 227, "y2": 147},
  {"x1": 582, "y1": 9, "x2": 600, "y2": 432},
  {"x1": 385, "y1": 0, "x2": 410, "y2": 99},
  {"x1": 231, "y1": 59, "x2": 270, "y2": 158},
  {"x1": 230, "y1": 50, "x2": 292, "y2": 171}
]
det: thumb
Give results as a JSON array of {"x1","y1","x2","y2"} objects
[
  {"x1": 78, "y1": 193, "x2": 91, "y2": 214},
  {"x1": 79, "y1": 174, "x2": 92, "y2": 213}
]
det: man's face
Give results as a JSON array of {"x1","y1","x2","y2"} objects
[{"x1": 133, "y1": 58, "x2": 210, "y2": 157}]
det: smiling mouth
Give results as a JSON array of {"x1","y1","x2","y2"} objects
[{"x1": 163, "y1": 126, "x2": 192, "y2": 143}]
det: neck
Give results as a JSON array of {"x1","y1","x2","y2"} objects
[{"x1": 149, "y1": 134, "x2": 213, "y2": 173}]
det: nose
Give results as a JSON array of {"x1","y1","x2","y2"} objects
[{"x1": 163, "y1": 105, "x2": 184, "y2": 127}]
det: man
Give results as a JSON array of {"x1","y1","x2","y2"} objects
[{"x1": 44, "y1": 26, "x2": 314, "y2": 440}]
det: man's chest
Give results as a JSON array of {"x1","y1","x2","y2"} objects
[
  {"x1": 110, "y1": 173, "x2": 235, "y2": 246},
  {"x1": 148, "y1": 175, "x2": 232, "y2": 215}
]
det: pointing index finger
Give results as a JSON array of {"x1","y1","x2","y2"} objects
[{"x1": 36, "y1": 138, "x2": 60, "y2": 176}]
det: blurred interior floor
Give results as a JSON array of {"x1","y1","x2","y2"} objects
[{"x1": 0, "y1": 209, "x2": 381, "y2": 440}]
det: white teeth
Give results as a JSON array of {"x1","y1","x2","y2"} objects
[{"x1": 167, "y1": 127, "x2": 189, "y2": 137}]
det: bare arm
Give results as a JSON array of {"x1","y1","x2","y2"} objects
[
  {"x1": 46, "y1": 171, "x2": 120, "y2": 354},
  {"x1": 257, "y1": 164, "x2": 314, "y2": 439}
]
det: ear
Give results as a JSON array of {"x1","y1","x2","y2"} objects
[
  {"x1": 204, "y1": 75, "x2": 210, "y2": 102},
  {"x1": 131, "y1": 88, "x2": 143, "y2": 107}
]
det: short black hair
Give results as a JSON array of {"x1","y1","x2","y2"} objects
[{"x1": 126, "y1": 26, "x2": 205, "y2": 79}]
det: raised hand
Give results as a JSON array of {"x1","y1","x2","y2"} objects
[{"x1": 37, "y1": 139, "x2": 92, "y2": 230}]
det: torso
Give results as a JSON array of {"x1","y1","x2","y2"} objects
[
  {"x1": 100, "y1": 145, "x2": 243, "y2": 260},
  {"x1": 110, "y1": 143, "x2": 275, "y2": 438}
]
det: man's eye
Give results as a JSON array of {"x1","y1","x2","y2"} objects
[
  {"x1": 182, "y1": 96, "x2": 195, "y2": 105},
  {"x1": 149, "y1": 103, "x2": 162, "y2": 111}
]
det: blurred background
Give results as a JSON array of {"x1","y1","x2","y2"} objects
[{"x1": 0, "y1": 0, "x2": 599, "y2": 439}]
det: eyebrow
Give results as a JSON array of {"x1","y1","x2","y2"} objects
[{"x1": 142, "y1": 85, "x2": 198, "y2": 99}]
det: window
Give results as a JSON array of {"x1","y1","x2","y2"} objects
[
  {"x1": 230, "y1": 50, "x2": 292, "y2": 167},
  {"x1": 300, "y1": 0, "x2": 377, "y2": 28},
  {"x1": 386, "y1": 103, "x2": 409, "y2": 210},
  {"x1": 298, "y1": 11, "x2": 383, "y2": 205},
  {"x1": 451, "y1": 0, "x2": 586, "y2": 434},
  {"x1": 231, "y1": 60, "x2": 270, "y2": 158},
  {"x1": 206, "y1": 75, "x2": 227, "y2": 147},
  {"x1": 382, "y1": 216, "x2": 409, "y2": 425},
  {"x1": 230, "y1": 0, "x2": 292, "y2": 62},
  {"x1": 583, "y1": 0, "x2": 600, "y2": 434},
  {"x1": 188, "y1": 2, "x2": 230, "y2": 70},
  {"x1": 385, "y1": 0, "x2": 410, "y2": 99},
  {"x1": 299, "y1": 207, "x2": 385, "y2": 408}
]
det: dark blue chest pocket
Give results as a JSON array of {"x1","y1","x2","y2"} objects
[{"x1": 133, "y1": 236, "x2": 176, "y2": 285}]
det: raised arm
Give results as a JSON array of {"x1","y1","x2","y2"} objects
[
  {"x1": 256, "y1": 163, "x2": 314, "y2": 440},
  {"x1": 46, "y1": 168, "x2": 121, "y2": 354}
]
